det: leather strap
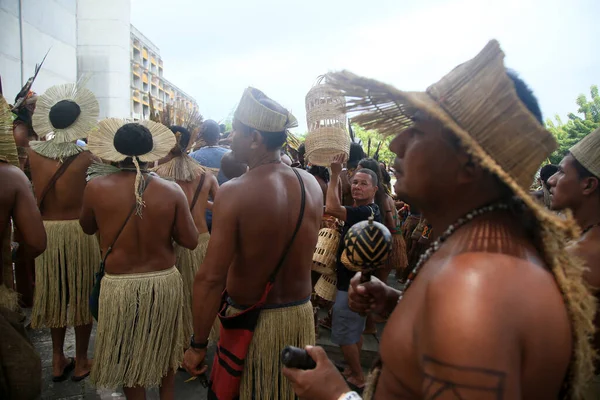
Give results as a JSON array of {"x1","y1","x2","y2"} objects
[
  {"x1": 268, "y1": 168, "x2": 306, "y2": 283},
  {"x1": 101, "y1": 175, "x2": 153, "y2": 265},
  {"x1": 190, "y1": 172, "x2": 206, "y2": 213},
  {"x1": 37, "y1": 153, "x2": 80, "y2": 210}
]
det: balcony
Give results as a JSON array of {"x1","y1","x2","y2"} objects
[
  {"x1": 142, "y1": 48, "x2": 148, "y2": 59},
  {"x1": 132, "y1": 39, "x2": 141, "y2": 50}
]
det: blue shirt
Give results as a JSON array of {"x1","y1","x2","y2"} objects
[{"x1": 189, "y1": 146, "x2": 230, "y2": 185}]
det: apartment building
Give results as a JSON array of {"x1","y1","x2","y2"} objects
[{"x1": 130, "y1": 25, "x2": 198, "y2": 122}]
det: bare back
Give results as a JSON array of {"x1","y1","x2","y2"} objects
[
  {"x1": 568, "y1": 227, "x2": 600, "y2": 372},
  {"x1": 175, "y1": 170, "x2": 217, "y2": 235},
  {"x1": 219, "y1": 164, "x2": 323, "y2": 306},
  {"x1": 80, "y1": 172, "x2": 198, "y2": 275},
  {"x1": 27, "y1": 148, "x2": 96, "y2": 220},
  {"x1": 376, "y1": 214, "x2": 572, "y2": 399}
]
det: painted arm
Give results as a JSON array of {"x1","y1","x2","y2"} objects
[{"x1": 12, "y1": 167, "x2": 46, "y2": 256}]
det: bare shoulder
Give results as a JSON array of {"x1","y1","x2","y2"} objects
[
  {"x1": 568, "y1": 232, "x2": 600, "y2": 288},
  {"x1": 0, "y1": 163, "x2": 30, "y2": 189}
]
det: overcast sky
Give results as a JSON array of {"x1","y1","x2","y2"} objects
[{"x1": 131, "y1": 0, "x2": 599, "y2": 133}]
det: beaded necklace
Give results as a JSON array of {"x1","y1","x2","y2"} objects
[{"x1": 398, "y1": 202, "x2": 509, "y2": 302}]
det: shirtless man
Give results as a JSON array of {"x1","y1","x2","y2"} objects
[
  {"x1": 284, "y1": 41, "x2": 595, "y2": 399},
  {"x1": 82, "y1": 120, "x2": 198, "y2": 399},
  {"x1": 27, "y1": 83, "x2": 102, "y2": 382},
  {"x1": 183, "y1": 87, "x2": 323, "y2": 400},
  {"x1": 547, "y1": 127, "x2": 600, "y2": 398},
  {"x1": 153, "y1": 124, "x2": 218, "y2": 340}
]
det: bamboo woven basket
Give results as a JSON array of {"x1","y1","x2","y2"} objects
[
  {"x1": 315, "y1": 274, "x2": 337, "y2": 302},
  {"x1": 312, "y1": 228, "x2": 340, "y2": 276},
  {"x1": 304, "y1": 77, "x2": 350, "y2": 166}
]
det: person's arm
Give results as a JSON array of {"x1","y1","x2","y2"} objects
[
  {"x1": 206, "y1": 172, "x2": 219, "y2": 211},
  {"x1": 383, "y1": 196, "x2": 395, "y2": 230},
  {"x1": 417, "y1": 254, "x2": 521, "y2": 399},
  {"x1": 12, "y1": 168, "x2": 46, "y2": 256},
  {"x1": 325, "y1": 154, "x2": 347, "y2": 221},
  {"x1": 172, "y1": 184, "x2": 199, "y2": 250},
  {"x1": 79, "y1": 181, "x2": 98, "y2": 235}
]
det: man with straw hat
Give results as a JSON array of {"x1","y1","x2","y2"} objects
[
  {"x1": 548, "y1": 127, "x2": 600, "y2": 398},
  {"x1": 0, "y1": 88, "x2": 47, "y2": 399},
  {"x1": 182, "y1": 87, "x2": 323, "y2": 400},
  {"x1": 81, "y1": 119, "x2": 198, "y2": 397},
  {"x1": 27, "y1": 81, "x2": 102, "y2": 382},
  {"x1": 152, "y1": 124, "x2": 219, "y2": 343},
  {"x1": 283, "y1": 40, "x2": 596, "y2": 400}
]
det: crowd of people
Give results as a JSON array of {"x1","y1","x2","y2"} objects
[{"x1": 0, "y1": 38, "x2": 599, "y2": 400}]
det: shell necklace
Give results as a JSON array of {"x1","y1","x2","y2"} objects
[{"x1": 398, "y1": 202, "x2": 509, "y2": 302}]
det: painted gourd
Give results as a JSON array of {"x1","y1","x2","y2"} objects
[{"x1": 344, "y1": 216, "x2": 392, "y2": 269}]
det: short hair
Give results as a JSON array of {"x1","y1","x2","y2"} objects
[
  {"x1": 203, "y1": 120, "x2": 220, "y2": 144},
  {"x1": 539, "y1": 164, "x2": 558, "y2": 185},
  {"x1": 308, "y1": 165, "x2": 329, "y2": 183},
  {"x1": 348, "y1": 143, "x2": 366, "y2": 169},
  {"x1": 354, "y1": 168, "x2": 378, "y2": 187},
  {"x1": 507, "y1": 69, "x2": 543, "y2": 125},
  {"x1": 170, "y1": 125, "x2": 191, "y2": 150},
  {"x1": 114, "y1": 123, "x2": 153, "y2": 157}
]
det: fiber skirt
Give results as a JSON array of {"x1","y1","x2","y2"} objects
[{"x1": 90, "y1": 266, "x2": 185, "y2": 388}]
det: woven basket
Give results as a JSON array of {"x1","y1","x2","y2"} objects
[
  {"x1": 304, "y1": 78, "x2": 350, "y2": 166},
  {"x1": 315, "y1": 274, "x2": 337, "y2": 302},
  {"x1": 312, "y1": 228, "x2": 340, "y2": 276}
]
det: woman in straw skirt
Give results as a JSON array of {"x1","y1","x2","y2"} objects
[
  {"x1": 284, "y1": 40, "x2": 596, "y2": 400},
  {"x1": 547, "y1": 127, "x2": 600, "y2": 399},
  {"x1": 27, "y1": 81, "x2": 101, "y2": 381},
  {"x1": 152, "y1": 125, "x2": 219, "y2": 342},
  {"x1": 81, "y1": 119, "x2": 199, "y2": 397}
]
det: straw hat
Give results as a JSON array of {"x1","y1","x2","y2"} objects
[
  {"x1": 87, "y1": 118, "x2": 175, "y2": 215},
  {"x1": 570, "y1": 127, "x2": 600, "y2": 178},
  {"x1": 326, "y1": 39, "x2": 596, "y2": 398},
  {"x1": 0, "y1": 94, "x2": 19, "y2": 167},
  {"x1": 234, "y1": 87, "x2": 298, "y2": 133},
  {"x1": 32, "y1": 81, "x2": 99, "y2": 143}
]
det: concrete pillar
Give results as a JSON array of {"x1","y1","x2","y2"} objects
[{"x1": 77, "y1": 0, "x2": 131, "y2": 118}]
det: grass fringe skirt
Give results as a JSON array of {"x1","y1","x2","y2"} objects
[
  {"x1": 226, "y1": 300, "x2": 315, "y2": 400},
  {"x1": 90, "y1": 267, "x2": 185, "y2": 389},
  {"x1": 31, "y1": 220, "x2": 100, "y2": 328},
  {"x1": 389, "y1": 233, "x2": 408, "y2": 274},
  {"x1": 175, "y1": 232, "x2": 210, "y2": 340}
]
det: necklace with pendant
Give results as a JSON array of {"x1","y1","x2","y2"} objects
[{"x1": 398, "y1": 202, "x2": 510, "y2": 303}]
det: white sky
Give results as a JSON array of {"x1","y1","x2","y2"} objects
[{"x1": 131, "y1": 0, "x2": 599, "y2": 133}]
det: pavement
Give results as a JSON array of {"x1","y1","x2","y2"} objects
[{"x1": 31, "y1": 274, "x2": 400, "y2": 399}]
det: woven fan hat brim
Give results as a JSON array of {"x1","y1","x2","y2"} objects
[
  {"x1": 87, "y1": 118, "x2": 176, "y2": 163},
  {"x1": 32, "y1": 82, "x2": 99, "y2": 143},
  {"x1": 570, "y1": 127, "x2": 600, "y2": 178},
  {"x1": 0, "y1": 95, "x2": 19, "y2": 167}
]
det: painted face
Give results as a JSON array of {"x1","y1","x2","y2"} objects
[
  {"x1": 351, "y1": 172, "x2": 377, "y2": 202},
  {"x1": 388, "y1": 113, "x2": 463, "y2": 207},
  {"x1": 547, "y1": 154, "x2": 585, "y2": 211}
]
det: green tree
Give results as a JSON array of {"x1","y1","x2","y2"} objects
[
  {"x1": 546, "y1": 85, "x2": 599, "y2": 164},
  {"x1": 352, "y1": 124, "x2": 395, "y2": 167}
]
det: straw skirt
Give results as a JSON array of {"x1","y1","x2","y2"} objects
[
  {"x1": 31, "y1": 219, "x2": 100, "y2": 328},
  {"x1": 90, "y1": 266, "x2": 185, "y2": 389},
  {"x1": 226, "y1": 300, "x2": 315, "y2": 400},
  {"x1": 175, "y1": 232, "x2": 210, "y2": 340}
]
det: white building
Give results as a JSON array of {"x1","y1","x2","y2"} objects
[{"x1": 0, "y1": 0, "x2": 197, "y2": 120}]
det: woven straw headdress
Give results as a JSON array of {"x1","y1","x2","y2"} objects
[
  {"x1": 234, "y1": 87, "x2": 298, "y2": 133},
  {"x1": 570, "y1": 127, "x2": 600, "y2": 178},
  {"x1": 32, "y1": 80, "x2": 99, "y2": 143},
  {"x1": 326, "y1": 40, "x2": 596, "y2": 398},
  {"x1": 0, "y1": 94, "x2": 19, "y2": 167},
  {"x1": 87, "y1": 118, "x2": 175, "y2": 215}
]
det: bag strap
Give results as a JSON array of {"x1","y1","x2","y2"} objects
[
  {"x1": 189, "y1": 172, "x2": 206, "y2": 213},
  {"x1": 101, "y1": 175, "x2": 153, "y2": 265},
  {"x1": 37, "y1": 153, "x2": 80, "y2": 210},
  {"x1": 268, "y1": 168, "x2": 306, "y2": 283}
]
